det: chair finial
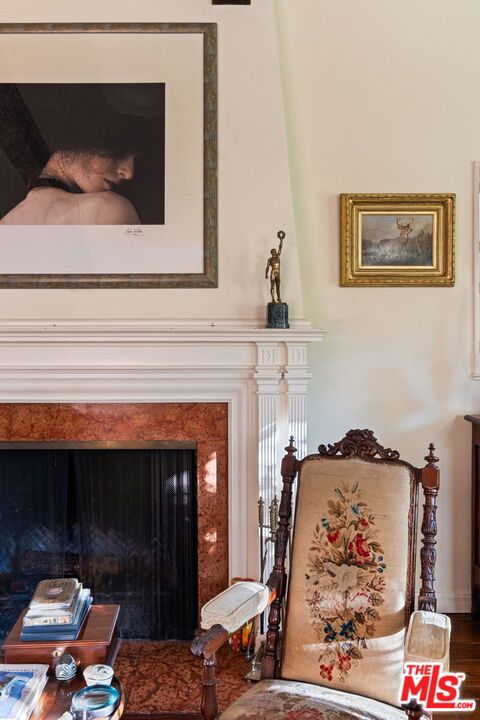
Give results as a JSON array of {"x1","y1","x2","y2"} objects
[
  {"x1": 285, "y1": 436, "x2": 297, "y2": 455},
  {"x1": 425, "y1": 442, "x2": 439, "y2": 466}
]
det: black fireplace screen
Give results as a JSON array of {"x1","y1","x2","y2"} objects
[{"x1": 0, "y1": 448, "x2": 198, "y2": 640}]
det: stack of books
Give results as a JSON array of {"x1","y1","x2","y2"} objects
[
  {"x1": 20, "y1": 579, "x2": 92, "y2": 642},
  {"x1": 0, "y1": 664, "x2": 48, "y2": 720}
]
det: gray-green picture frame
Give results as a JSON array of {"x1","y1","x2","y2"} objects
[{"x1": 0, "y1": 23, "x2": 218, "y2": 288}]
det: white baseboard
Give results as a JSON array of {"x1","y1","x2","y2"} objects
[{"x1": 436, "y1": 591, "x2": 471, "y2": 614}]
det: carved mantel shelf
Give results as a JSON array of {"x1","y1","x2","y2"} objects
[
  {"x1": 0, "y1": 318, "x2": 325, "y2": 582},
  {"x1": 0, "y1": 318, "x2": 324, "y2": 344}
]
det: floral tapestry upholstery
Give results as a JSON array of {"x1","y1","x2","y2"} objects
[
  {"x1": 220, "y1": 679, "x2": 407, "y2": 720},
  {"x1": 281, "y1": 457, "x2": 413, "y2": 708}
]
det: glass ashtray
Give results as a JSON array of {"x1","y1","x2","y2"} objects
[{"x1": 70, "y1": 684, "x2": 119, "y2": 719}]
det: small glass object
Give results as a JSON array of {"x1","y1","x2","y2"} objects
[
  {"x1": 55, "y1": 653, "x2": 77, "y2": 682},
  {"x1": 83, "y1": 665, "x2": 114, "y2": 687},
  {"x1": 70, "y1": 684, "x2": 119, "y2": 719}
]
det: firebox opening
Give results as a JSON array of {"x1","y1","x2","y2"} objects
[{"x1": 0, "y1": 444, "x2": 198, "y2": 641}]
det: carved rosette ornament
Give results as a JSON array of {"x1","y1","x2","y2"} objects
[{"x1": 318, "y1": 429, "x2": 400, "y2": 461}]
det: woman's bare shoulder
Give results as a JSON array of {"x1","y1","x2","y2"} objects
[{"x1": 80, "y1": 191, "x2": 140, "y2": 225}]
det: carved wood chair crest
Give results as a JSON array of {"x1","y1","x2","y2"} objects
[{"x1": 317, "y1": 428, "x2": 400, "y2": 460}]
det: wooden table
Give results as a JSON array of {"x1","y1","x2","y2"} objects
[
  {"x1": 3, "y1": 605, "x2": 120, "y2": 670},
  {"x1": 32, "y1": 675, "x2": 125, "y2": 720},
  {"x1": 466, "y1": 415, "x2": 480, "y2": 617}
]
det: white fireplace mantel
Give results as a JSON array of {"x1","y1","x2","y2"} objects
[
  {"x1": 0, "y1": 317, "x2": 322, "y2": 343},
  {"x1": 0, "y1": 318, "x2": 325, "y2": 582}
]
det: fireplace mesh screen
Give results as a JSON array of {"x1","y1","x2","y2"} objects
[{"x1": 0, "y1": 448, "x2": 197, "y2": 640}]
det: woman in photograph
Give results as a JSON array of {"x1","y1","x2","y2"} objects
[
  {"x1": 0, "y1": 149, "x2": 141, "y2": 225},
  {"x1": 0, "y1": 84, "x2": 164, "y2": 225}
]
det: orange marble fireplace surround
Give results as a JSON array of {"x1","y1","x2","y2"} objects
[{"x1": 0, "y1": 402, "x2": 228, "y2": 611}]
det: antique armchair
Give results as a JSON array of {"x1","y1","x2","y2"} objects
[{"x1": 192, "y1": 430, "x2": 450, "y2": 720}]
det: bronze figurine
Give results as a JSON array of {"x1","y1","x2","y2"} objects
[{"x1": 265, "y1": 230, "x2": 285, "y2": 304}]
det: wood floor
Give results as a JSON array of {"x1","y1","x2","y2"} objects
[
  {"x1": 123, "y1": 614, "x2": 479, "y2": 720},
  {"x1": 445, "y1": 614, "x2": 480, "y2": 720}
]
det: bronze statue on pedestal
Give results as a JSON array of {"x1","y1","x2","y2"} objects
[{"x1": 265, "y1": 230, "x2": 289, "y2": 329}]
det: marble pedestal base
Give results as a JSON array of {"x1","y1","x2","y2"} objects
[{"x1": 267, "y1": 302, "x2": 289, "y2": 329}]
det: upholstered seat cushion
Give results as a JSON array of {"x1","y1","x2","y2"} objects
[{"x1": 220, "y1": 679, "x2": 407, "y2": 719}]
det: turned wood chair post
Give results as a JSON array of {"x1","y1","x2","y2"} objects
[
  {"x1": 418, "y1": 443, "x2": 440, "y2": 612},
  {"x1": 404, "y1": 443, "x2": 439, "y2": 720},
  {"x1": 191, "y1": 623, "x2": 229, "y2": 720},
  {"x1": 201, "y1": 654, "x2": 219, "y2": 720},
  {"x1": 261, "y1": 436, "x2": 298, "y2": 679}
]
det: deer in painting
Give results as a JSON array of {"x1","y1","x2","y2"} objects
[
  {"x1": 376, "y1": 217, "x2": 416, "y2": 261},
  {"x1": 396, "y1": 217, "x2": 414, "y2": 244}
]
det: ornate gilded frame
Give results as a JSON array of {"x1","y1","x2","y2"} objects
[
  {"x1": 340, "y1": 193, "x2": 455, "y2": 287},
  {"x1": 0, "y1": 23, "x2": 217, "y2": 288}
]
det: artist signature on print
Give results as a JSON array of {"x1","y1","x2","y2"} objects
[{"x1": 124, "y1": 227, "x2": 143, "y2": 236}]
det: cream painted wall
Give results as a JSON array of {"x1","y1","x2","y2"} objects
[
  {"x1": 276, "y1": 0, "x2": 480, "y2": 611},
  {"x1": 0, "y1": 0, "x2": 477, "y2": 610},
  {"x1": 0, "y1": 0, "x2": 303, "y2": 321}
]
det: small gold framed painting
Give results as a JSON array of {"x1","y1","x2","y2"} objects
[{"x1": 340, "y1": 193, "x2": 455, "y2": 287}]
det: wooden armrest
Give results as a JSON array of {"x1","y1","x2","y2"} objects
[
  {"x1": 192, "y1": 579, "x2": 278, "y2": 661},
  {"x1": 191, "y1": 625, "x2": 230, "y2": 720},
  {"x1": 191, "y1": 624, "x2": 230, "y2": 660}
]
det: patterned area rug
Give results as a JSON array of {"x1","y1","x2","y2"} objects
[{"x1": 116, "y1": 640, "x2": 251, "y2": 716}]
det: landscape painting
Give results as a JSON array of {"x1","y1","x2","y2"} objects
[
  {"x1": 340, "y1": 194, "x2": 455, "y2": 287},
  {"x1": 360, "y1": 213, "x2": 434, "y2": 267}
]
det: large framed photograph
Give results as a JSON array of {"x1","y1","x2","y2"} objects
[
  {"x1": 340, "y1": 193, "x2": 455, "y2": 287},
  {"x1": 0, "y1": 23, "x2": 217, "y2": 288}
]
